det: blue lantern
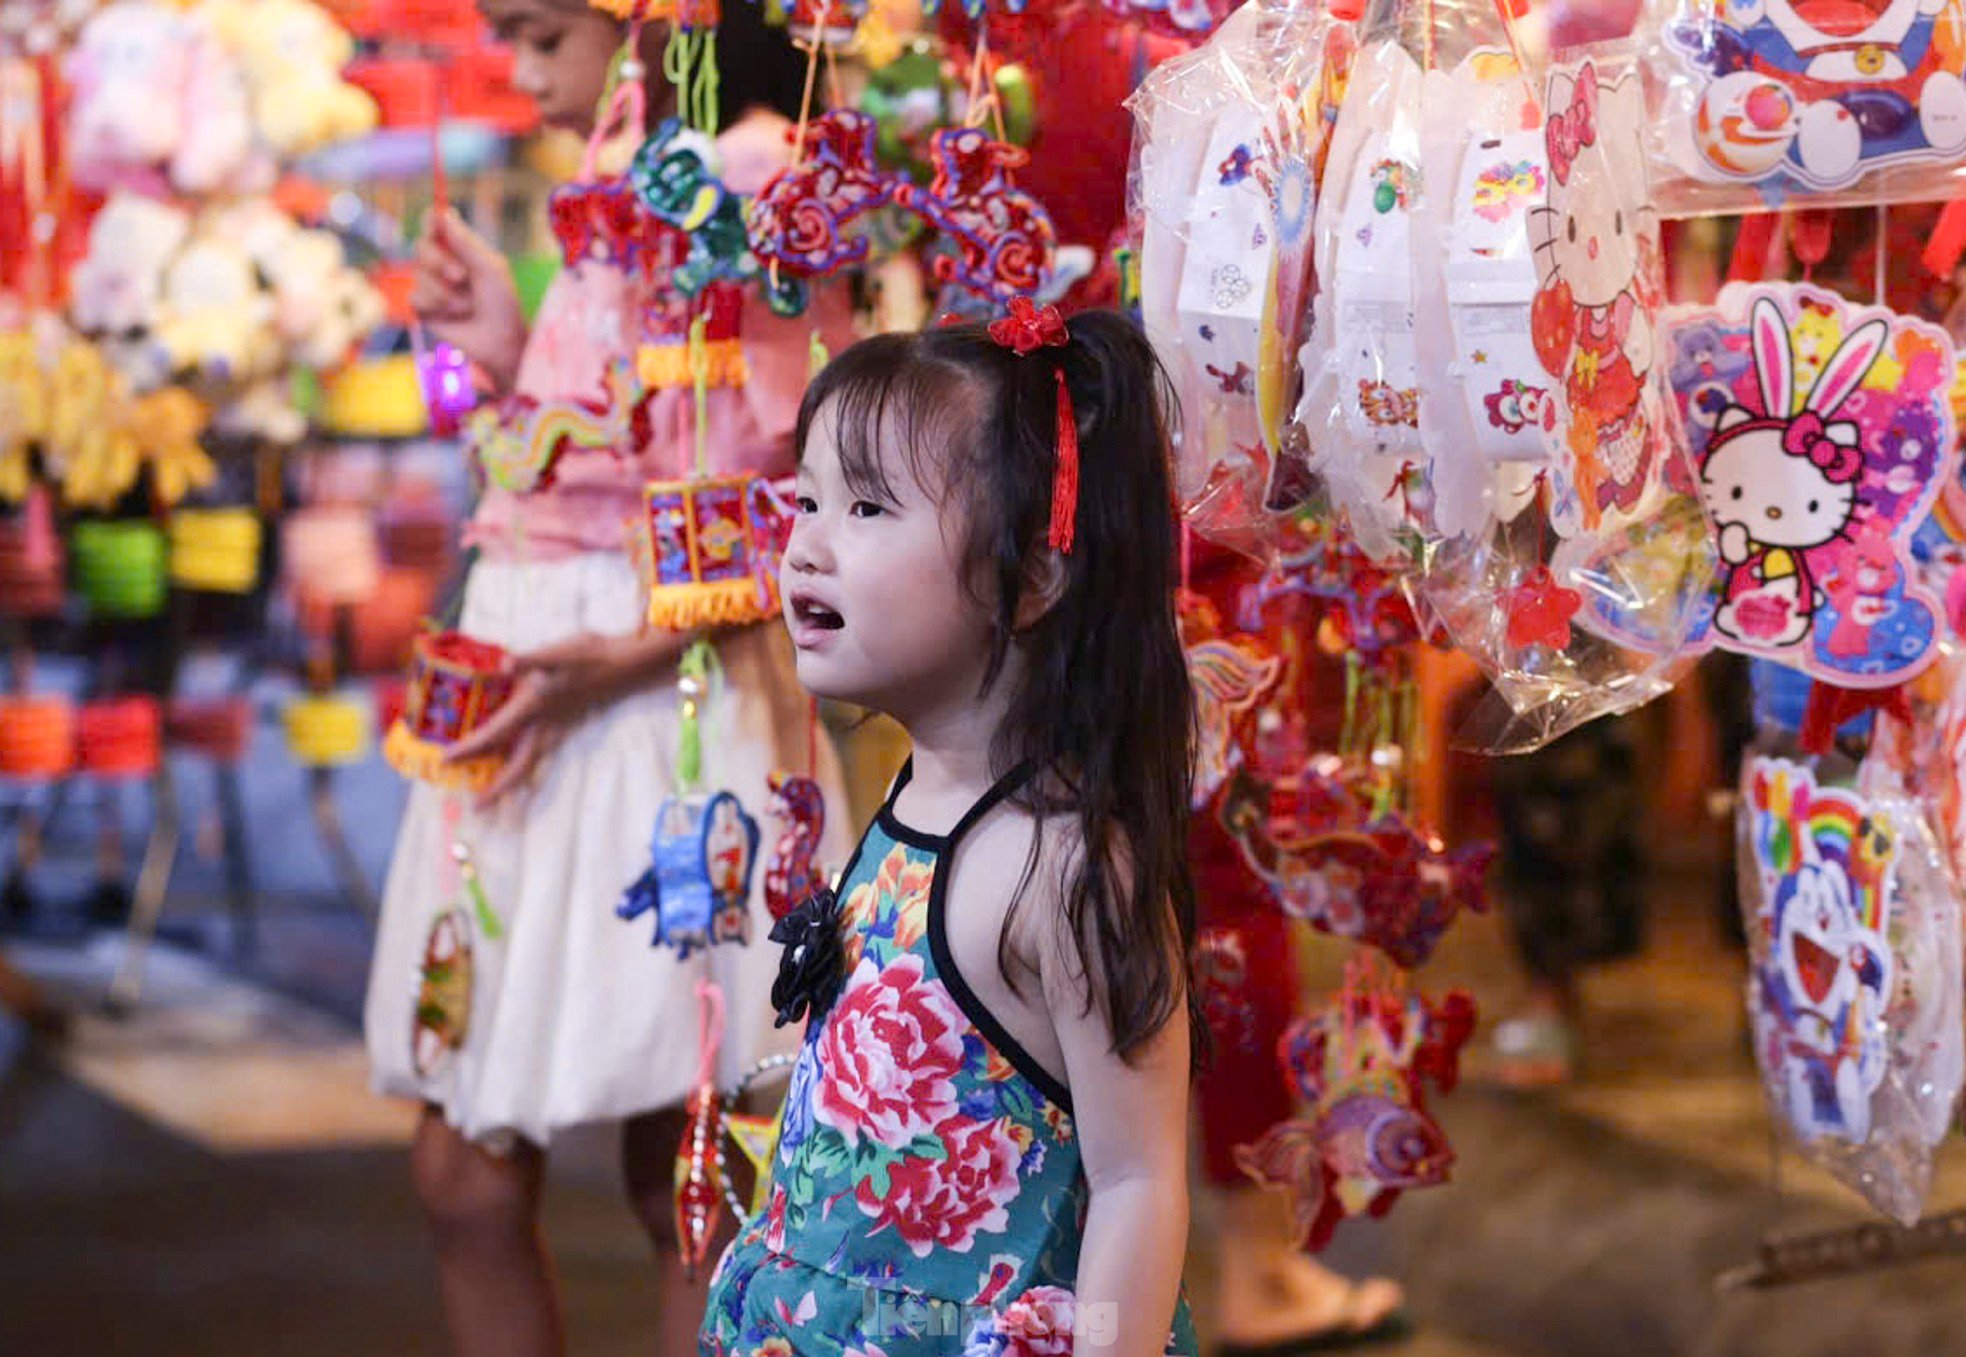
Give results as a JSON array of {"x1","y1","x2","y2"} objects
[{"x1": 618, "y1": 791, "x2": 760, "y2": 958}]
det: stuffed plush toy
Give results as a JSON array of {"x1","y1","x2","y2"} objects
[
  {"x1": 263, "y1": 228, "x2": 385, "y2": 370},
  {"x1": 66, "y1": 0, "x2": 264, "y2": 196},
  {"x1": 153, "y1": 235, "x2": 278, "y2": 388},
  {"x1": 68, "y1": 194, "x2": 191, "y2": 340},
  {"x1": 204, "y1": 0, "x2": 378, "y2": 157}
]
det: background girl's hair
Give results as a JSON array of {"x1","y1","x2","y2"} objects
[
  {"x1": 700, "y1": 3, "x2": 811, "y2": 127},
  {"x1": 795, "y1": 312, "x2": 1201, "y2": 1066}
]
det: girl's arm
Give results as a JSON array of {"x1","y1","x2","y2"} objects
[
  {"x1": 409, "y1": 209, "x2": 528, "y2": 394},
  {"x1": 1044, "y1": 913, "x2": 1191, "y2": 1357}
]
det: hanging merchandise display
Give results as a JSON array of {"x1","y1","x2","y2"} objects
[
  {"x1": 1641, "y1": 0, "x2": 1966, "y2": 215},
  {"x1": 748, "y1": 109, "x2": 899, "y2": 282},
  {"x1": 1235, "y1": 956, "x2": 1475, "y2": 1251},
  {"x1": 638, "y1": 464, "x2": 797, "y2": 628},
  {"x1": 59, "y1": 2, "x2": 382, "y2": 447},
  {"x1": 1628, "y1": 282, "x2": 1957, "y2": 686},
  {"x1": 675, "y1": 981, "x2": 730, "y2": 1282},
  {"x1": 1182, "y1": 589, "x2": 1286, "y2": 808},
  {"x1": 0, "y1": 695, "x2": 77, "y2": 782},
  {"x1": 283, "y1": 691, "x2": 372, "y2": 768},
  {"x1": 1737, "y1": 753, "x2": 1964, "y2": 1224},
  {"x1": 618, "y1": 641, "x2": 762, "y2": 957},
  {"x1": 1415, "y1": 46, "x2": 1717, "y2": 754},
  {"x1": 1130, "y1": 0, "x2": 1347, "y2": 560},
  {"x1": 1213, "y1": 652, "x2": 1491, "y2": 968}
]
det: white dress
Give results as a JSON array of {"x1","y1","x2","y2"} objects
[{"x1": 364, "y1": 551, "x2": 853, "y2": 1150}]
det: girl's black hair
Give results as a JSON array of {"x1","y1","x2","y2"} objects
[
  {"x1": 618, "y1": 1, "x2": 808, "y2": 129},
  {"x1": 794, "y1": 312, "x2": 1200, "y2": 1066},
  {"x1": 704, "y1": 0, "x2": 809, "y2": 127}
]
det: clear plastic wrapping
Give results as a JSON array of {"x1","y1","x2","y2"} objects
[
  {"x1": 1416, "y1": 42, "x2": 1716, "y2": 750},
  {"x1": 1738, "y1": 750, "x2": 1964, "y2": 1224},
  {"x1": 1639, "y1": 0, "x2": 1966, "y2": 217},
  {"x1": 1128, "y1": 0, "x2": 1349, "y2": 563},
  {"x1": 1641, "y1": 282, "x2": 1954, "y2": 686}
]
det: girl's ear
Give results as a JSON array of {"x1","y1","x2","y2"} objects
[{"x1": 1013, "y1": 548, "x2": 1068, "y2": 632}]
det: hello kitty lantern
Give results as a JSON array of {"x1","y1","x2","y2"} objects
[
  {"x1": 1644, "y1": 283, "x2": 1957, "y2": 686},
  {"x1": 1644, "y1": 0, "x2": 1966, "y2": 213}
]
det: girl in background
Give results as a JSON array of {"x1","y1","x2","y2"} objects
[{"x1": 376, "y1": 3, "x2": 854, "y2": 1353}]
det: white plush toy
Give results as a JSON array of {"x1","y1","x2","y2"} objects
[
  {"x1": 66, "y1": 0, "x2": 264, "y2": 196},
  {"x1": 154, "y1": 235, "x2": 279, "y2": 388},
  {"x1": 69, "y1": 194, "x2": 191, "y2": 340}
]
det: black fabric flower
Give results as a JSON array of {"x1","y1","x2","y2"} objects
[{"x1": 769, "y1": 886, "x2": 846, "y2": 1029}]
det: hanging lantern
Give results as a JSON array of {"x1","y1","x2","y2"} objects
[
  {"x1": 383, "y1": 631, "x2": 516, "y2": 793},
  {"x1": 0, "y1": 696, "x2": 76, "y2": 781},
  {"x1": 168, "y1": 507, "x2": 263, "y2": 595}
]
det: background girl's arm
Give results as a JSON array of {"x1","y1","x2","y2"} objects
[
  {"x1": 1042, "y1": 888, "x2": 1191, "y2": 1357},
  {"x1": 443, "y1": 627, "x2": 698, "y2": 806},
  {"x1": 409, "y1": 208, "x2": 528, "y2": 393}
]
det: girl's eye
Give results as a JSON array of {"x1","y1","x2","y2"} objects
[
  {"x1": 795, "y1": 496, "x2": 818, "y2": 514},
  {"x1": 848, "y1": 501, "x2": 886, "y2": 519},
  {"x1": 532, "y1": 32, "x2": 563, "y2": 55}
]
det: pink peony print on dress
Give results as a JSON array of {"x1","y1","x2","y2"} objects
[
  {"x1": 858, "y1": 1115, "x2": 1024, "y2": 1258},
  {"x1": 814, "y1": 954, "x2": 967, "y2": 1149}
]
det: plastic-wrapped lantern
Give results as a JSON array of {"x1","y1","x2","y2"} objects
[
  {"x1": 284, "y1": 692, "x2": 374, "y2": 768},
  {"x1": 638, "y1": 475, "x2": 795, "y2": 628},
  {"x1": 0, "y1": 696, "x2": 76, "y2": 781},
  {"x1": 168, "y1": 507, "x2": 263, "y2": 594},
  {"x1": 70, "y1": 520, "x2": 168, "y2": 620},
  {"x1": 283, "y1": 505, "x2": 383, "y2": 609},
  {"x1": 76, "y1": 697, "x2": 162, "y2": 780},
  {"x1": 617, "y1": 791, "x2": 761, "y2": 958},
  {"x1": 383, "y1": 630, "x2": 516, "y2": 794}
]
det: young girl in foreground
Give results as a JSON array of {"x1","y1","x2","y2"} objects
[{"x1": 702, "y1": 309, "x2": 1200, "y2": 1357}]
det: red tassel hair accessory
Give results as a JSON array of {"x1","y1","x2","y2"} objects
[{"x1": 987, "y1": 298, "x2": 1079, "y2": 554}]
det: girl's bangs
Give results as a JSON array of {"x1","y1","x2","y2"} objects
[{"x1": 798, "y1": 338, "x2": 979, "y2": 507}]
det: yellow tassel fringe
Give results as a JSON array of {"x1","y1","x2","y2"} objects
[
  {"x1": 646, "y1": 577, "x2": 776, "y2": 630},
  {"x1": 383, "y1": 720, "x2": 506, "y2": 795},
  {"x1": 639, "y1": 339, "x2": 748, "y2": 392}
]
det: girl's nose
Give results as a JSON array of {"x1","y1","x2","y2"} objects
[{"x1": 784, "y1": 517, "x2": 833, "y2": 575}]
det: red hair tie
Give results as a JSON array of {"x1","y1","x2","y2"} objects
[{"x1": 987, "y1": 299, "x2": 1079, "y2": 553}]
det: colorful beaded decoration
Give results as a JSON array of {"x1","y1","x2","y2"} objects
[{"x1": 896, "y1": 125, "x2": 1056, "y2": 304}]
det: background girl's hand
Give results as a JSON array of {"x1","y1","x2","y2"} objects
[
  {"x1": 408, "y1": 208, "x2": 527, "y2": 393},
  {"x1": 443, "y1": 630, "x2": 694, "y2": 809}
]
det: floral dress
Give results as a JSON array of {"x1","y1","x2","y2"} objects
[{"x1": 703, "y1": 763, "x2": 1199, "y2": 1357}]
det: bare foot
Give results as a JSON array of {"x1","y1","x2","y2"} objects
[{"x1": 1215, "y1": 1191, "x2": 1404, "y2": 1348}]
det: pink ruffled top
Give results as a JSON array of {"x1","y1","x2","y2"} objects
[{"x1": 465, "y1": 111, "x2": 859, "y2": 563}]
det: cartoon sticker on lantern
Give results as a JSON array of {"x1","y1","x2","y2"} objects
[
  {"x1": 1649, "y1": 282, "x2": 1956, "y2": 685},
  {"x1": 1742, "y1": 757, "x2": 1895, "y2": 1143},
  {"x1": 1663, "y1": 0, "x2": 1966, "y2": 193},
  {"x1": 1529, "y1": 59, "x2": 1667, "y2": 533}
]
